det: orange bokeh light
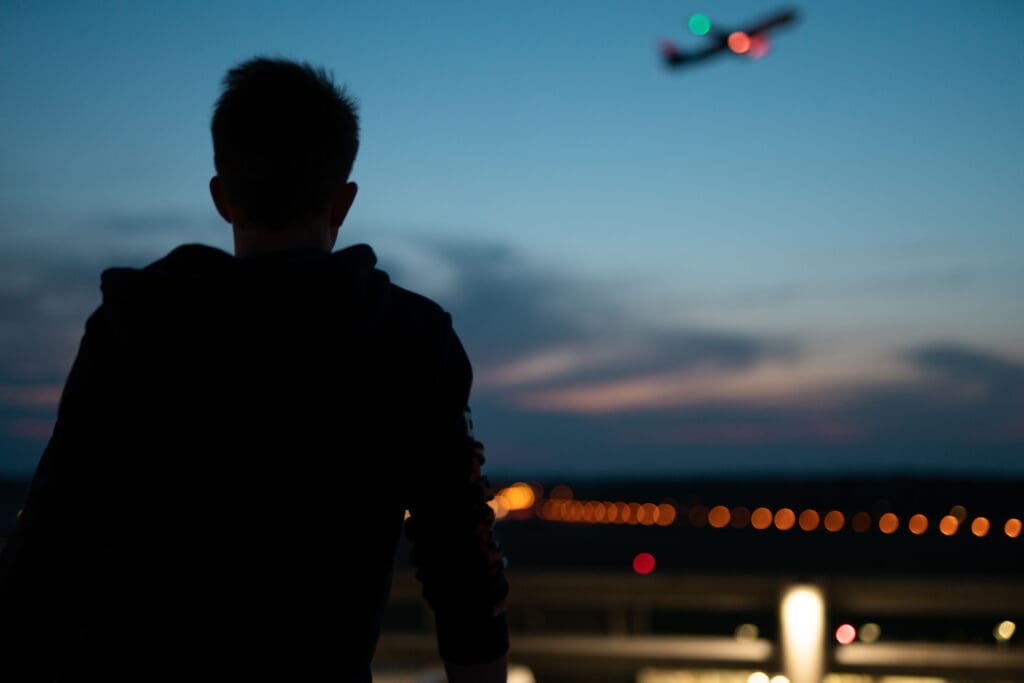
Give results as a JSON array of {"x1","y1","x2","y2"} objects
[
  {"x1": 774, "y1": 508, "x2": 796, "y2": 531},
  {"x1": 799, "y1": 509, "x2": 820, "y2": 532},
  {"x1": 908, "y1": 514, "x2": 928, "y2": 535},
  {"x1": 709, "y1": 505, "x2": 731, "y2": 528},
  {"x1": 852, "y1": 512, "x2": 872, "y2": 533},
  {"x1": 728, "y1": 31, "x2": 751, "y2": 54},
  {"x1": 549, "y1": 484, "x2": 573, "y2": 500},
  {"x1": 641, "y1": 503, "x2": 659, "y2": 526},
  {"x1": 1005, "y1": 518, "x2": 1022, "y2": 539},
  {"x1": 751, "y1": 507, "x2": 773, "y2": 530},
  {"x1": 879, "y1": 512, "x2": 899, "y2": 534},
  {"x1": 971, "y1": 516, "x2": 990, "y2": 537},
  {"x1": 657, "y1": 503, "x2": 677, "y2": 526},
  {"x1": 939, "y1": 515, "x2": 959, "y2": 536},
  {"x1": 731, "y1": 506, "x2": 751, "y2": 529},
  {"x1": 824, "y1": 510, "x2": 845, "y2": 532},
  {"x1": 689, "y1": 505, "x2": 709, "y2": 528}
]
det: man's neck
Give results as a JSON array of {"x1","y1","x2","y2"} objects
[{"x1": 232, "y1": 225, "x2": 334, "y2": 258}]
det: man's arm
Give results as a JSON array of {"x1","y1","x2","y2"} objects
[{"x1": 403, "y1": 316, "x2": 510, "y2": 680}]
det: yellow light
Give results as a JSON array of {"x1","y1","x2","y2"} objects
[
  {"x1": 751, "y1": 507, "x2": 773, "y2": 530},
  {"x1": 774, "y1": 508, "x2": 796, "y2": 531},
  {"x1": 939, "y1": 515, "x2": 959, "y2": 536},
  {"x1": 403, "y1": 509, "x2": 411, "y2": 520},
  {"x1": 641, "y1": 502, "x2": 658, "y2": 526},
  {"x1": 709, "y1": 505, "x2": 731, "y2": 528},
  {"x1": 878, "y1": 512, "x2": 899, "y2": 534},
  {"x1": 780, "y1": 585, "x2": 825, "y2": 683},
  {"x1": 769, "y1": 677, "x2": 790, "y2": 683},
  {"x1": 1005, "y1": 518, "x2": 1022, "y2": 538},
  {"x1": 748, "y1": 673, "x2": 770, "y2": 683},
  {"x1": 824, "y1": 510, "x2": 845, "y2": 532},
  {"x1": 860, "y1": 622, "x2": 881, "y2": 643},
  {"x1": 798, "y1": 509, "x2": 820, "y2": 532},
  {"x1": 656, "y1": 503, "x2": 676, "y2": 526},
  {"x1": 995, "y1": 620, "x2": 1016, "y2": 641},
  {"x1": 735, "y1": 623, "x2": 759, "y2": 641},
  {"x1": 499, "y1": 482, "x2": 536, "y2": 511},
  {"x1": 582, "y1": 501, "x2": 595, "y2": 523},
  {"x1": 628, "y1": 502, "x2": 642, "y2": 525},
  {"x1": 908, "y1": 514, "x2": 928, "y2": 535},
  {"x1": 971, "y1": 516, "x2": 990, "y2": 537}
]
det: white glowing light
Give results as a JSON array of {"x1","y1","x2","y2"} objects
[
  {"x1": 769, "y1": 676, "x2": 791, "y2": 683},
  {"x1": 507, "y1": 665, "x2": 536, "y2": 683},
  {"x1": 780, "y1": 585, "x2": 825, "y2": 683},
  {"x1": 995, "y1": 620, "x2": 1016, "y2": 641},
  {"x1": 748, "y1": 673, "x2": 770, "y2": 683}
]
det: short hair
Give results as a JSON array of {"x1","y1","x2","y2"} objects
[{"x1": 211, "y1": 56, "x2": 360, "y2": 230}]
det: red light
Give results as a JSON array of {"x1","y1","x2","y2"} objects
[
  {"x1": 728, "y1": 32, "x2": 751, "y2": 54},
  {"x1": 835, "y1": 623, "x2": 857, "y2": 645},
  {"x1": 748, "y1": 34, "x2": 771, "y2": 59},
  {"x1": 633, "y1": 552, "x2": 656, "y2": 575},
  {"x1": 659, "y1": 40, "x2": 679, "y2": 59}
]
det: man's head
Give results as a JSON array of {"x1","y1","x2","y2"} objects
[{"x1": 210, "y1": 56, "x2": 360, "y2": 251}]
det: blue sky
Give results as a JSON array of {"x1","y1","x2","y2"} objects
[{"x1": 1, "y1": 1, "x2": 1022, "y2": 478}]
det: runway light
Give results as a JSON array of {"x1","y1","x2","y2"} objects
[
  {"x1": 748, "y1": 673, "x2": 770, "y2": 683},
  {"x1": 633, "y1": 552, "x2": 656, "y2": 575},
  {"x1": 728, "y1": 31, "x2": 752, "y2": 54},
  {"x1": 799, "y1": 509, "x2": 820, "y2": 532},
  {"x1": 835, "y1": 623, "x2": 857, "y2": 645},
  {"x1": 689, "y1": 505, "x2": 709, "y2": 528},
  {"x1": 852, "y1": 512, "x2": 872, "y2": 533},
  {"x1": 688, "y1": 13, "x2": 711, "y2": 36},
  {"x1": 1006, "y1": 518, "x2": 1022, "y2": 538},
  {"x1": 735, "y1": 623, "x2": 760, "y2": 641},
  {"x1": 879, "y1": 512, "x2": 899, "y2": 534},
  {"x1": 709, "y1": 505, "x2": 731, "y2": 528},
  {"x1": 939, "y1": 515, "x2": 959, "y2": 536},
  {"x1": 775, "y1": 508, "x2": 796, "y2": 531},
  {"x1": 781, "y1": 585, "x2": 825, "y2": 683},
  {"x1": 656, "y1": 503, "x2": 676, "y2": 526},
  {"x1": 859, "y1": 622, "x2": 881, "y2": 643},
  {"x1": 971, "y1": 516, "x2": 990, "y2": 537},
  {"x1": 752, "y1": 507, "x2": 773, "y2": 530},
  {"x1": 909, "y1": 514, "x2": 928, "y2": 535},
  {"x1": 749, "y1": 33, "x2": 771, "y2": 59},
  {"x1": 995, "y1": 620, "x2": 1016, "y2": 642},
  {"x1": 732, "y1": 506, "x2": 751, "y2": 529},
  {"x1": 824, "y1": 510, "x2": 845, "y2": 532}
]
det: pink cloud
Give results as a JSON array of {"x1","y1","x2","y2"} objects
[
  {"x1": 5, "y1": 418, "x2": 55, "y2": 440},
  {"x1": 0, "y1": 384, "x2": 63, "y2": 408}
]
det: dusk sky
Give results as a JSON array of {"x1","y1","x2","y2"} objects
[{"x1": 1, "y1": 1, "x2": 1022, "y2": 479}]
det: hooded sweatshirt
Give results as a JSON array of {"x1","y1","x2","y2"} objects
[{"x1": 0, "y1": 243, "x2": 509, "y2": 682}]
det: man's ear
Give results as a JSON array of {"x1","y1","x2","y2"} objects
[
  {"x1": 329, "y1": 182, "x2": 358, "y2": 230},
  {"x1": 209, "y1": 176, "x2": 233, "y2": 224}
]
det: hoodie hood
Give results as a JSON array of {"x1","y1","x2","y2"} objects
[{"x1": 98, "y1": 243, "x2": 391, "y2": 342}]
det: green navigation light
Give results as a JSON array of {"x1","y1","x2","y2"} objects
[{"x1": 688, "y1": 13, "x2": 711, "y2": 36}]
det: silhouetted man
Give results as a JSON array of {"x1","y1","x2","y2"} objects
[{"x1": 0, "y1": 57, "x2": 509, "y2": 683}]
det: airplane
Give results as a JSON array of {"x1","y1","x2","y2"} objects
[{"x1": 659, "y1": 9, "x2": 798, "y2": 68}]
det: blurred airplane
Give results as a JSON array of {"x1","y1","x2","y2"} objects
[{"x1": 659, "y1": 9, "x2": 798, "y2": 68}]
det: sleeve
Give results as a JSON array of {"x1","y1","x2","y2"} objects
[
  {"x1": 402, "y1": 315, "x2": 510, "y2": 666},
  {"x1": 0, "y1": 309, "x2": 113, "y2": 679}
]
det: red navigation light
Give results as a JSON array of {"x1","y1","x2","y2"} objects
[
  {"x1": 748, "y1": 33, "x2": 771, "y2": 59},
  {"x1": 659, "y1": 39, "x2": 680, "y2": 59},
  {"x1": 633, "y1": 552, "x2": 656, "y2": 575},
  {"x1": 835, "y1": 623, "x2": 857, "y2": 645},
  {"x1": 727, "y1": 32, "x2": 751, "y2": 54}
]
